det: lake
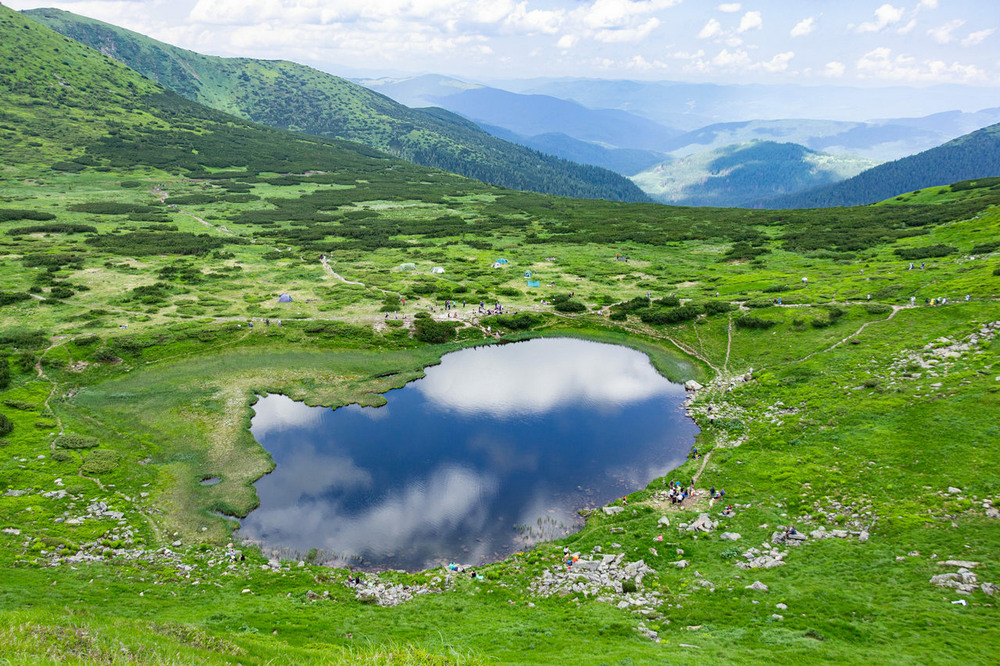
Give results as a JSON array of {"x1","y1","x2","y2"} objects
[{"x1": 239, "y1": 337, "x2": 699, "y2": 570}]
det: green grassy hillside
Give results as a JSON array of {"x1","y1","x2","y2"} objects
[
  {"x1": 3, "y1": 6, "x2": 1000, "y2": 664},
  {"x1": 25, "y1": 7, "x2": 648, "y2": 203}
]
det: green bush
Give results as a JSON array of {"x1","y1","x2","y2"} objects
[
  {"x1": 864, "y1": 303, "x2": 893, "y2": 314},
  {"x1": 413, "y1": 318, "x2": 456, "y2": 343},
  {"x1": 703, "y1": 300, "x2": 735, "y2": 315},
  {"x1": 0, "y1": 413, "x2": 12, "y2": 437},
  {"x1": 0, "y1": 357, "x2": 9, "y2": 390},
  {"x1": 51, "y1": 450, "x2": 73, "y2": 462},
  {"x1": 56, "y1": 433, "x2": 99, "y2": 450},
  {"x1": 639, "y1": 304, "x2": 701, "y2": 325},
  {"x1": 493, "y1": 313, "x2": 539, "y2": 330},
  {"x1": 893, "y1": 244, "x2": 956, "y2": 260},
  {"x1": 81, "y1": 450, "x2": 121, "y2": 475},
  {"x1": 554, "y1": 299, "x2": 586, "y2": 313},
  {"x1": 735, "y1": 315, "x2": 776, "y2": 329},
  {"x1": 609, "y1": 311, "x2": 627, "y2": 321}
]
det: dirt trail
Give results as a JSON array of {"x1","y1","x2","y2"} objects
[
  {"x1": 799, "y1": 305, "x2": 906, "y2": 363},
  {"x1": 724, "y1": 313, "x2": 733, "y2": 373},
  {"x1": 320, "y1": 256, "x2": 365, "y2": 286}
]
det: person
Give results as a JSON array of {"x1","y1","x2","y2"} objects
[{"x1": 710, "y1": 485, "x2": 716, "y2": 498}]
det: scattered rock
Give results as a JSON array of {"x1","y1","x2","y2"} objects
[
  {"x1": 746, "y1": 581, "x2": 768, "y2": 591},
  {"x1": 673, "y1": 560, "x2": 689, "y2": 569},
  {"x1": 685, "y1": 380, "x2": 703, "y2": 391},
  {"x1": 939, "y1": 560, "x2": 980, "y2": 568},
  {"x1": 686, "y1": 513, "x2": 716, "y2": 533},
  {"x1": 658, "y1": 516, "x2": 671, "y2": 526},
  {"x1": 720, "y1": 532, "x2": 741, "y2": 541},
  {"x1": 776, "y1": 602, "x2": 788, "y2": 610},
  {"x1": 603, "y1": 506, "x2": 624, "y2": 516}
]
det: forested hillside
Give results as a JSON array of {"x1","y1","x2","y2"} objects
[
  {"x1": 632, "y1": 141, "x2": 876, "y2": 207},
  {"x1": 769, "y1": 123, "x2": 1000, "y2": 208},
  {"x1": 25, "y1": 8, "x2": 648, "y2": 203}
]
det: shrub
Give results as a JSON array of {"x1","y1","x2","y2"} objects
[
  {"x1": 55, "y1": 433, "x2": 99, "y2": 450},
  {"x1": 893, "y1": 244, "x2": 957, "y2": 260},
  {"x1": 745, "y1": 298, "x2": 775, "y2": 309},
  {"x1": 703, "y1": 300, "x2": 735, "y2": 315},
  {"x1": 640, "y1": 304, "x2": 701, "y2": 325},
  {"x1": 51, "y1": 450, "x2": 73, "y2": 463},
  {"x1": 653, "y1": 296, "x2": 680, "y2": 307},
  {"x1": 554, "y1": 299, "x2": 586, "y2": 313},
  {"x1": 609, "y1": 311, "x2": 627, "y2": 321},
  {"x1": 0, "y1": 413, "x2": 12, "y2": 437},
  {"x1": 621, "y1": 579, "x2": 638, "y2": 594},
  {"x1": 0, "y1": 357, "x2": 8, "y2": 390},
  {"x1": 762, "y1": 284, "x2": 790, "y2": 293},
  {"x1": 493, "y1": 313, "x2": 539, "y2": 330},
  {"x1": 613, "y1": 296, "x2": 651, "y2": 313},
  {"x1": 735, "y1": 315, "x2": 776, "y2": 329},
  {"x1": 864, "y1": 303, "x2": 893, "y2": 314},
  {"x1": 2, "y1": 400, "x2": 35, "y2": 410},
  {"x1": 413, "y1": 318, "x2": 456, "y2": 343},
  {"x1": 81, "y1": 450, "x2": 121, "y2": 475}
]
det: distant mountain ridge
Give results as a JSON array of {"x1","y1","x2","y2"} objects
[
  {"x1": 631, "y1": 141, "x2": 877, "y2": 208},
  {"x1": 762, "y1": 123, "x2": 1000, "y2": 208},
  {"x1": 26, "y1": 8, "x2": 648, "y2": 203}
]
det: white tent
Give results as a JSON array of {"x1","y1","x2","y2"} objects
[{"x1": 431, "y1": 267, "x2": 445, "y2": 274}]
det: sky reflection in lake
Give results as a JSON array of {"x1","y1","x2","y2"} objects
[{"x1": 240, "y1": 338, "x2": 698, "y2": 570}]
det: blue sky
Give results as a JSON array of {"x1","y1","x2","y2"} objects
[{"x1": 8, "y1": 0, "x2": 1000, "y2": 85}]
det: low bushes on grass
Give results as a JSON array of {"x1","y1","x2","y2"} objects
[
  {"x1": 55, "y1": 433, "x2": 99, "y2": 450},
  {"x1": 81, "y1": 450, "x2": 120, "y2": 475},
  {"x1": 735, "y1": 314, "x2": 776, "y2": 329}
]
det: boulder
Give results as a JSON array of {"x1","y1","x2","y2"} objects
[
  {"x1": 982, "y1": 583, "x2": 999, "y2": 597},
  {"x1": 684, "y1": 380, "x2": 703, "y2": 391},
  {"x1": 939, "y1": 560, "x2": 980, "y2": 568},
  {"x1": 687, "y1": 514, "x2": 716, "y2": 533},
  {"x1": 603, "y1": 506, "x2": 624, "y2": 516},
  {"x1": 658, "y1": 516, "x2": 671, "y2": 526},
  {"x1": 746, "y1": 581, "x2": 768, "y2": 591},
  {"x1": 673, "y1": 560, "x2": 689, "y2": 568},
  {"x1": 720, "y1": 532, "x2": 741, "y2": 541}
]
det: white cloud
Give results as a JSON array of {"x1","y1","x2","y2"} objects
[
  {"x1": 712, "y1": 48, "x2": 751, "y2": 67},
  {"x1": 737, "y1": 10, "x2": 762, "y2": 33},
  {"x1": 823, "y1": 61, "x2": 846, "y2": 78},
  {"x1": 855, "y1": 4, "x2": 905, "y2": 33},
  {"x1": 962, "y1": 28, "x2": 995, "y2": 47},
  {"x1": 759, "y1": 51, "x2": 794, "y2": 72},
  {"x1": 918, "y1": 0, "x2": 938, "y2": 9},
  {"x1": 717, "y1": 3, "x2": 741, "y2": 12},
  {"x1": 897, "y1": 19, "x2": 916, "y2": 35},
  {"x1": 698, "y1": 18, "x2": 723, "y2": 39},
  {"x1": 595, "y1": 17, "x2": 661, "y2": 42},
  {"x1": 857, "y1": 46, "x2": 985, "y2": 83},
  {"x1": 790, "y1": 17, "x2": 815, "y2": 37},
  {"x1": 927, "y1": 19, "x2": 966, "y2": 45},
  {"x1": 557, "y1": 33, "x2": 578, "y2": 49}
]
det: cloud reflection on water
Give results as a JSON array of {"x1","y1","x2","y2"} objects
[
  {"x1": 251, "y1": 394, "x2": 324, "y2": 437},
  {"x1": 415, "y1": 338, "x2": 679, "y2": 416},
  {"x1": 241, "y1": 463, "x2": 498, "y2": 567}
]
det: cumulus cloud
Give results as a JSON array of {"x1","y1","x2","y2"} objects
[
  {"x1": 712, "y1": 48, "x2": 751, "y2": 67},
  {"x1": 737, "y1": 10, "x2": 762, "y2": 33},
  {"x1": 855, "y1": 4, "x2": 904, "y2": 33},
  {"x1": 759, "y1": 51, "x2": 794, "y2": 72},
  {"x1": 790, "y1": 17, "x2": 815, "y2": 37},
  {"x1": 917, "y1": 0, "x2": 938, "y2": 9},
  {"x1": 962, "y1": 28, "x2": 995, "y2": 47},
  {"x1": 698, "y1": 18, "x2": 723, "y2": 39},
  {"x1": 927, "y1": 19, "x2": 966, "y2": 45},
  {"x1": 717, "y1": 2, "x2": 741, "y2": 11},
  {"x1": 823, "y1": 61, "x2": 846, "y2": 78},
  {"x1": 857, "y1": 46, "x2": 985, "y2": 83}
]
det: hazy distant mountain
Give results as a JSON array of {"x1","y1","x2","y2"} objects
[
  {"x1": 664, "y1": 119, "x2": 945, "y2": 162},
  {"x1": 506, "y1": 78, "x2": 1000, "y2": 129},
  {"x1": 28, "y1": 9, "x2": 648, "y2": 203},
  {"x1": 480, "y1": 125, "x2": 666, "y2": 176},
  {"x1": 631, "y1": 141, "x2": 877, "y2": 208},
  {"x1": 360, "y1": 75, "x2": 682, "y2": 152},
  {"x1": 765, "y1": 123, "x2": 1000, "y2": 208}
]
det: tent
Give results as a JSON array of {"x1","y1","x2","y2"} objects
[
  {"x1": 495, "y1": 258, "x2": 508, "y2": 264},
  {"x1": 524, "y1": 270, "x2": 532, "y2": 278},
  {"x1": 398, "y1": 263, "x2": 416, "y2": 271},
  {"x1": 278, "y1": 293, "x2": 293, "y2": 303},
  {"x1": 526, "y1": 280, "x2": 541, "y2": 288},
  {"x1": 431, "y1": 267, "x2": 445, "y2": 274}
]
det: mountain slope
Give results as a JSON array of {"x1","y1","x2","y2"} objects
[
  {"x1": 631, "y1": 141, "x2": 877, "y2": 207},
  {"x1": 25, "y1": 8, "x2": 647, "y2": 203},
  {"x1": 766, "y1": 123, "x2": 1000, "y2": 208}
]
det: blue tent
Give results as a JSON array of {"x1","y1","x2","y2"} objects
[
  {"x1": 495, "y1": 258, "x2": 508, "y2": 264},
  {"x1": 524, "y1": 270, "x2": 533, "y2": 278},
  {"x1": 278, "y1": 293, "x2": 293, "y2": 303},
  {"x1": 526, "y1": 280, "x2": 541, "y2": 288}
]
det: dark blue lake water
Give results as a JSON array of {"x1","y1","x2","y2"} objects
[{"x1": 240, "y1": 338, "x2": 698, "y2": 571}]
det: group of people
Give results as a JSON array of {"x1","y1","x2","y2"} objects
[
  {"x1": 666, "y1": 480, "x2": 693, "y2": 504},
  {"x1": 478, "y1": 301, "x2": 504, "y2": 315}
]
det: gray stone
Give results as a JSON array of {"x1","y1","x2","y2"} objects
[
  {"x1": 673, "y1": 560, "x2": 689, "y2": 568},
  {"x1": 776, "y1": 603, "x2": 788, "y2": 610},
  {"x1": 720, "y1": 532, "x2": 741, "y2": 541},
  {"x1": 986, "y1": 508, "x2": 1000, "y2": 518},
  {"x1": 603, "y1": 506, "x2": 623, "y2": 516},
  {"x1": 981, "y1": 583, "x2": 999, "y2": 597},
  {"x1": 685, "y1": 380, "x2": 704, "y2": 391},
  {"x1": 746, "y1": 581, "x2": 768, "y2": 591},
  {"x1": 687, "y1": 513, "x2": 716, "y2": 533},
  {"x1": 939, "y1": 560, "x2": 980, "y2": 568},
  {"x1": 658, "y1": 516, "x2": 671, "y2": 526}
]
